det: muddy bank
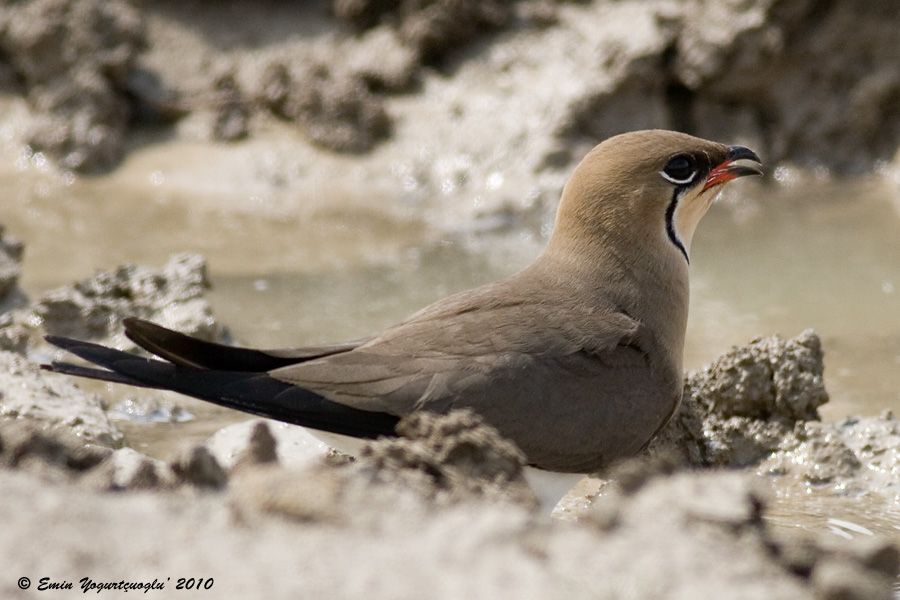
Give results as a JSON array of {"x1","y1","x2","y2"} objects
[
  {"x1": 1, "y1": 411, "x2": 897, "y2": 600},
  {"x1": 0, "y1": 0, "x2": 898, "y2": 232}
]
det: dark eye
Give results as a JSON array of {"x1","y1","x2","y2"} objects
[{"x1": 661, "y1": 154, "x2": 697, "y2": 184}]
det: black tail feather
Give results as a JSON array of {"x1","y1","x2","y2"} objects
[
  {"x1": 44, "y1": 335, "x2": 399, "y2": 439},
  {"x1": 123, "y1": 318, "x2": 361, "y2": 372},
  {"x1": 42, "y1": 361, "x2": 154, "y2": 388}
]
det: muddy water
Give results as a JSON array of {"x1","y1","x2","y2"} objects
[{"x1": 2, "y1": 153, "x2": 899, "y2": 540}]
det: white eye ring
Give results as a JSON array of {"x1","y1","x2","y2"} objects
[{"x1": 659, "y1": 169, "x2": 698, "y2": 185}]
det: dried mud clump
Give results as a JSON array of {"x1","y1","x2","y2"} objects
[
  {"x1": 260, "y1": 62, "x2": 391, "y2": 153},
  {"x1": 0, "y1": 227, "x2": 27, "y2": 352},
  {"x1": 0, "y1": 420, "x2": 111, "y2": 481},
  {"x1": 258, "y1": 63, "x2": 293, "y2": 120},
  {"x1": 0, "y1": 350, "x2": 123, "y2": 446},
  {"x1": 332, "y1": 0, "x2": 514, "y2": 64},
  {"x1": 356, "y1": 409, "x2": 533, "y2": 504},
  {"x1": 1, "y1": 253, "x2": 227, "y2": 355},
  {"x1": 0, "y1": 226, "x2": 24, "y2": 308},
  {"x1": 210, "y1": 70, "x2": 250, "y2": 142},
  {"x1": 0, "y1": 0, "x2": 145, "y2": 172},
  {"x1": 292, "y1": 65, "x2": 391, "y2": 153},
  {"x1": 345, "y1": 26, "x2": 419, "y2": 92},
  {"x1": 690, "y1": 328, "x2": 827, "y2": 422},
  {"x1": 232, "y1": 421, "x2": 279, "y2": 470},
  {"x1": 649, "y1": 330, "x2": 828, "y2": 467},
  {"x1": 85, "y1": 447, "x2": 175, "y2": 491},
  {"x1": 332, "y1": 0, "x2": 398, "y2": 30},
  {"x1": 171, "y1": 446, "x2": 228, "y2": 490},
  {"x1": 230, "y1": 464, "x2": 348, "y2": 524}
]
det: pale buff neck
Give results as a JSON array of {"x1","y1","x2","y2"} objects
[{"x1": 533, "y1": 205, "x2": 690, "y2": 375}]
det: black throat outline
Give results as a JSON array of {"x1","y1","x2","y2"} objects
[{"x1": 665, "y1": 187, "x2": 689, "y2": 264}]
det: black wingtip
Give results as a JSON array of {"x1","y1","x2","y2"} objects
[
  {"x1": 122, "y1": 316, "x2": 148, "y2": 330},
  {"x1": 44, "y1": 360, "x2": 151, "y2": 387},
  {"x1": 45, "y1": 334, "x2": 66, "y2": 346},
  {"x1": 44, "y1": 335, "x2": 84, "y2": 351}
]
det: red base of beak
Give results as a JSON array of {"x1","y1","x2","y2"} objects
[{"x1": 702, "y1": 146, "x2": 763, "y2": 192}]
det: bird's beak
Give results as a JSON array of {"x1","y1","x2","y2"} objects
[{"x1": 702, "y1": 145, "x2": 763, "y2": 192}]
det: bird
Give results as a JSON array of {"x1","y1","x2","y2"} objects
[{"x1": 43, "y1": 130, "x2": 762, "y2": 508}]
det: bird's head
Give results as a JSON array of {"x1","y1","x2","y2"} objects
[{"x1": 549, "y1": 130, "x2": 762, "y2": 266}]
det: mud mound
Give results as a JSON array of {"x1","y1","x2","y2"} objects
[
  {"x1": 0, "y1": 0, "x2": 144, "y2": 172},
  {"x1": 649, "y1": 330, "x2": 828, "y2": 467},
  {"x1": 0, "y1": 225, "x2": 24, "y2": 308},
  {"x1": 171, "y1": 445, "x2": 228, "y2": 489},
  {"x1": 687, "y1": 329, "x2": 828, "y2": 421},
  {"x1": 0, "y1": 253, "x2": 227, "y2": 355},
  {"x1": 344, "y1": 25, "x2": 419, "y2": 91},
  {"x1": 210, "y1": 70, "x2": 250, "y2": 142},
  {"x1": 85, "y1": 447, "x2": 175, "y2": 491},
  {"x1": 258, "y1": 61, "x2": 391, "y2": 152},
  {"x1": 355, "y1": 409, "x2": 533, "y2": 504},
  {"x1": 332, "y1": 0, "x2": 513, "y2": 64},
  {"x1": 0, "y1": 420, "x2": 111, "y2": 474}
]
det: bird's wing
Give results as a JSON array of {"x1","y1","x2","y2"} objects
[
  {"x1": 271, "y1": 284, "x2": 677, "y2": 471},
  {"x1": 123, "y1": 318, "x2": 367, "y2": 371}
]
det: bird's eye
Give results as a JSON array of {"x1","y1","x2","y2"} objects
[{"x1": 661, "y1": 154, "x2": 697, "y2": 185}]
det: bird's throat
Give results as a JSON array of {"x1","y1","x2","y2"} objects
[{"x1": 667, "y1": 187, "x2": 718, "y2": 260}]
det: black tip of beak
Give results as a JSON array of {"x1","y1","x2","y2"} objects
[
  {"x1": 725, "y1": 145, "x2": 763, "y2": 177},
  {"x1": 726, "y1": 145, "x2": 761, "y2": 164}
]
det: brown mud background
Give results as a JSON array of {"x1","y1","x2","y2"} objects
[{"x1": 0, "y1": 1, "x2": 899, "y2": 598}]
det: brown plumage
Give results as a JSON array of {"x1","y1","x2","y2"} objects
[{"x1": 44, "y1": 130, "x2": 761, "y2": 474}]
